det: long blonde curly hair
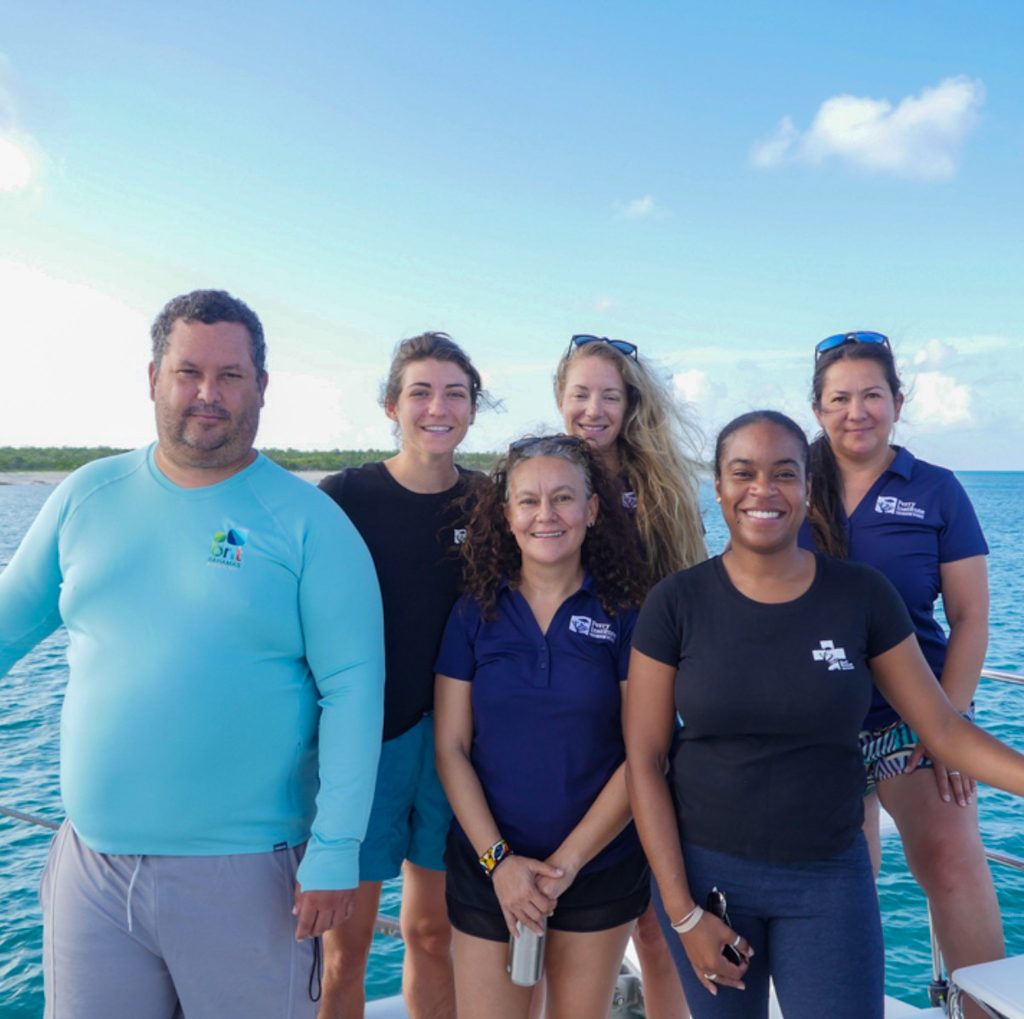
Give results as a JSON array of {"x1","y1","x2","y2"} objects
[{"x1": 554, "y1": 341, "x2": 707, "y2": 583}]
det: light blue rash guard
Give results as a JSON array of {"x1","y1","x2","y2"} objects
[{"x1": 0, "y1": 446, "x2": 384, "y2": 891}]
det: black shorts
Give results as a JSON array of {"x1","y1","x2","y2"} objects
[{"x1": 444, "y1": 831, "x2": 650, "y2": 942}]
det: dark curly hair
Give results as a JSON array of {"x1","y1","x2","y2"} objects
[{"x1": 460, "y1": 435, "x2": 646, "y2": 618}]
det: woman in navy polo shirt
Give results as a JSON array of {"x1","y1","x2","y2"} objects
[
  {"x1": 435, "y1": 435, "x2": 649, "y2": 1019},
  {"x1": 625, "y1": 410, "x2": 1024, "y2": 1019},
  {"x1": 555, "y1": 333, "x2": 706, "y2": 1019},
  {"x1": 805, "y1": 332, "x2": 1002, "y2": 1009}
]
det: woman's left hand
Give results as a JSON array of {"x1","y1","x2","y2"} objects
[
  {"x1": 907, "y1": 742, "x2": 975, "y2": 806},
  {"x1": 535, "y1": 856, "x2": 579, "y2": 902}
]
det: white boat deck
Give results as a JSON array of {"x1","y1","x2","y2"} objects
[
  {"x1": 952, "y1": 955, "x2": 1024, "y2": 1019},
  {"x1": 364, "y1": 938, "x2": 953, "y2": 1017},
  {"x1": 366, "y1": 992, "x2": 946, "y2": 1016}
]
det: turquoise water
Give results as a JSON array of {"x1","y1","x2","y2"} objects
[{"x1": 1, "y1": 472, "x2": 1022, "y2": 1015}]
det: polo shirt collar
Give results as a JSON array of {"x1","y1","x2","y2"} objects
[
  {"x1": 888, "y1": 446, "x2": 916, "y2": 481},
  {"x1": 497, "y1": 572, "x2": 597, "y2": 596}
]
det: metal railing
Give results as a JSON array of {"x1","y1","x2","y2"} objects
[
  {"x1": 3, "y1": 665, "x2": 1023, "y2": 1014},
  {"x1": 921, "y1": 668, "x2": 1024, "y2": 1016}
]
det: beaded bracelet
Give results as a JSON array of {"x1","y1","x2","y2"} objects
[
  {"x1": 478, "y1": 838, "x2": 513, "y2": 877},
  {"x1": 670, "y1": 904, "x2": 704, "y2": 934}
]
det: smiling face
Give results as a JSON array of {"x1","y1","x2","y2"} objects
[
  {"x1": 814, "y1": 357, "x2": 903, "y2": 467},
  {"x1": 504, "y1": 455, "x2": 598, "y2": 572},
  {"x1": 715, "y1": 419, "x2": 809, "y2": 555},
  {"x1": 558, "y1": 355, "x2": 627, "y2": 461},
  {"x1": 149, "y1": 318, "x2": 267, "y2": 482},
  {"x1": 385, "y1": 357, "x2": 475, "y2": 458}
]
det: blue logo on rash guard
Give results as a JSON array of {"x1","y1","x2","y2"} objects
[{"x1": 208, "y1": 526, "x2": 248, "y2": 568}]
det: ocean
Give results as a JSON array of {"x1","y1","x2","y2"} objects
[{"x1": 1, "y1": 472, "x2": 1022, "y2": 1016}]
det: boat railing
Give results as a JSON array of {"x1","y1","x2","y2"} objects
[
  {"x1": 925, "y1": 668, "x2": 1024, "y2": 1017},
  {"x1": 3, "y1": 665, "x2": 1023, "y2": 1017}
]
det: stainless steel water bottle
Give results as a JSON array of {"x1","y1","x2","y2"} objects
[{"x1": 507, "y1": 917, "x2": 547, "y2": 986}]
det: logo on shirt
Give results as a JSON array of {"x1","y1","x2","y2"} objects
[
  {"x1": 811, "y1": 639, "x2": 854, "y2": 671},
  {"x1": 569, "y1": 615, "x2": 617, "y2": 643},
  {"x1": 208, "y1": 527, "x2": 248, "y2": 568},
  {"x1": 875, "y1": 495, "x2": 925, "y2": 520},
  {"x1": 621, "y1": 490, "x2": 638, "y2": 511},
  {"x1": 453, "y1": 528, "x2": 467, "y2": 545}
]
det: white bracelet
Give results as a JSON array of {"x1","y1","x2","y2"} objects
[{"x1": 670, "y1": 905, "x2": 704, "y2": 934}]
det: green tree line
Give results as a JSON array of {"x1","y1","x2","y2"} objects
[{"x1": 0, "y1": 447, "x2": 499, "y2": 473}]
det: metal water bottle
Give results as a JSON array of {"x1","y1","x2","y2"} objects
[{"x1": 507, "y1": 917, "x2": 547, "y2": 986}]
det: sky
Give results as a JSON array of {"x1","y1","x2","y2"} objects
[{"x1": 1, "y1": 1, "x2": 1022, "y2": 469}]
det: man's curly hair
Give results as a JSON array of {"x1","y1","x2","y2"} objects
[{"x1": 460, "y1": 436, "x2": 647, "y2": 618}]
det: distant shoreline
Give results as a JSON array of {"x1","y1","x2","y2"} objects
[
  {"x1": 0, "y1": 447, "x2": 498, "y2": 477},
  {"x1": 0, "y1": 472, "x2": 69, "y2": 485},
  {"x1": 0, "y1": 470, "x2": 331, "y2": 486}
]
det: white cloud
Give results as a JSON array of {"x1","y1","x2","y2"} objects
[
  {"x1": 0, "y1": 61, "x2": 40, "y2": 192},
  {"x1": 673, "y1": 368, "x2": 711, "y2": 404},
  {"x1": 615, "y1": 194, "x2": 669, "y2": 219},
  {"x1": 0, "y1": 261, "x2": 153, "y2": 446},
  {"x1": 907, "y1": 370, "x2": 973, "y2": 428},
  {"x1": 750, "y1": 117, "x2": 799, "y2": 169},
  {"x1": 913, "y1": 338, "x2": 957, "y2": 367},
  {"x1": 751, "y1": 76, "x2": 984, "y2": 180},
  {"x1": 0, "y1": 259, "x2": 506, "y2": 455},
  {"x1": 0, "y1": 134, "x2": 32, "y2": 191},
  {"x1": 259, "y1": 369, "x2": 389, "y2": 450}
]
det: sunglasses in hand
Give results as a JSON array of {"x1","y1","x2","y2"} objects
[{"x1": 706, "y1": 887, "x2": 748, "y2": 966}]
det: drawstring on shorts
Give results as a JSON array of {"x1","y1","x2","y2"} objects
[{"x1": 125, "y1": 857, "x2": 143, "y2": 933}]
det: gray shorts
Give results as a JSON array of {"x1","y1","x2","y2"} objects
[{"x1": 40, "y1": 822, "x2": 318, "y2": 1019}]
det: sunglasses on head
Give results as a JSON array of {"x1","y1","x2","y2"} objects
[
  {"x1": 509, "y1": 434, "x2": 587, "y2": 456},
  {"x1": 569, "y1": 334, "x2": 639, "y2": 360},
  {"x1": 814, "y1": 331, "x2": 891, "y2": 361}
]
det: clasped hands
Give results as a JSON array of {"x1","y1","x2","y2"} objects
[{"x1": 492, "y1": 854, "x2": 577, "y2": 937}]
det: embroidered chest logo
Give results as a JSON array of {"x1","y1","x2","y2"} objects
[
  {"x1": 453, "y1": 528, "x2": 467, "y2": 545},
  {"x1": 621, "y1": 490, "x2": 638, "y2": 511},
  {"x1": 812, "y1": 639, "x2": 854, "y2": 671},
  {"x1": 875, "y1": 495, "x2": 925, "y2": 520},
  {"x1": 569, "y1": 615, "x2": 617, "y2": 643},
  {"x1": 208, "y1": 527, "x2": 248, "y2": 568}
]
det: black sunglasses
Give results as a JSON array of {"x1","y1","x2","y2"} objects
[
  {"x1": 814, "y1": 331, "x2": 891, "y2": 361},
  {"x1": 508, "y1": 434, "x2": 588, "y2": 456},
  {"x1": 706, "y1": 887, "x2": 747, "y2": 965},
  {"x1": 569, "y1": 334, "x2": 639, "y2": 360}
]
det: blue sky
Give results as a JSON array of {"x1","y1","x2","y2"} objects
[{"x1": 1, "y1": 1, "x2": 1022, "y2": 468}]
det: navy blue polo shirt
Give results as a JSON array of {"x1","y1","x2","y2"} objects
[
  {"x1": 800, "y1": 447, "x2": 987, "y2": 728},
  {"x1": 436, "y1": 577, "x2": 639, "y2": 872}
]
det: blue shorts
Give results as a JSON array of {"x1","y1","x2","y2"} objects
[
  {"x1": 359, "y1": 714, "x2": 452, "y2": 882},
  {"x1": 859, "y1": 704, "x2": 976, "y2": 793}
]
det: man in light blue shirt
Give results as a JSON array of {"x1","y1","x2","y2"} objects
[{"x1": 0, "y1": 290, "x2": 384, "y2": 1018}]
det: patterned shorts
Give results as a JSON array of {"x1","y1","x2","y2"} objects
[{"x1": 859, "y1": 704, "x2": 976, "y2": 793}]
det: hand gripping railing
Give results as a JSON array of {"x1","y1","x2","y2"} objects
[{"x1": 925, "y1": 668, "x2": 1024, "y2": 1017}]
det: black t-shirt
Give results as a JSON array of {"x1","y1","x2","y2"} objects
[
  {"x1": 633, "y1": 553, "x2": 913, "y2": 862},
  {"x1": 319, "y1": 462, "x2": 474, "y2": 741}
]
